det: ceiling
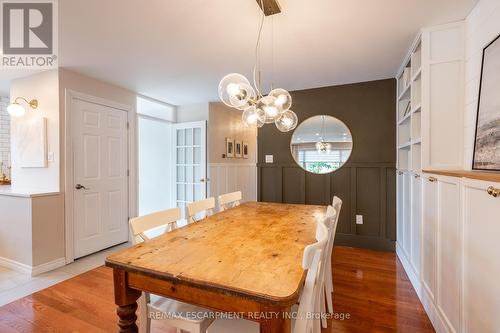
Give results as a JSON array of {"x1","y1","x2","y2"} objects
[{"x1": 0, "y1": 0, "x2": 478, "y2": 105}]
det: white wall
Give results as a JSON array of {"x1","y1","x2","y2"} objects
[
  {"x1": 10, "y1": 70, "x2": 60, "y2": 192},
  {"x1": 207, "y1": 102, "x2": 258, "y2": 202},
  {"x1": 138, "y1": 116, "x2": 173, "y2": 215},
  {"x1": 176, "y1": 103, "x2": 209, "y2": 122},
  {"x1": 464, "y1": 0, "x2": 500, "y2": 169},
  {"x1": 0, "y1": 96, "x2": 10, "y2": 170}
]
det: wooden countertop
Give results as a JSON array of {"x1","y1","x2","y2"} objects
[
  {"x1": 422, "y1": 169, "x2": 500, "y2": 183},
  {"x1": 106, "y1": 202, "x2": 326, "y2": 305}
]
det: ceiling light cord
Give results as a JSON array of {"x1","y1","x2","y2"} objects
[{"x1": 253, "y1": 0, "x2": 265, "y2": 98}]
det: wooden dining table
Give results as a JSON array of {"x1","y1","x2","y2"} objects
[{"x1": 105, "y1": 201, "x2": 326, "y2": 333}]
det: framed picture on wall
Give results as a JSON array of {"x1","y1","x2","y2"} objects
[
  {"x1": 242, "y1": 142, "x2": 249, "y2": 159},
  {"x1": 235, "y1": 140, "x2": 242, "y2": 158},
  {"x1": 226, "y1": 138, "x2": 234, "y2": 158},
  {"x1": 473, "y1": 33, "x2": 500, "y2": 171}
]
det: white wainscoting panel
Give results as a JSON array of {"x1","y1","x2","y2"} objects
[{"x1": 208, "y1": 163, "x2": 257, "y2": 204}]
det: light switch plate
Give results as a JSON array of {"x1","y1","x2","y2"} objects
[
  {"x1": 265, "y1": 155, "x2": 274, "y2": 163},
  {"x1": 47, "y1": 151, "x2": 54, "y2": 162},
  {"x1": 356, "y1": 215, "x2": 363, "y2": 224}
]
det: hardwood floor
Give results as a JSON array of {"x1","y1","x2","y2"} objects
[{"x1": 0, "y1": 246, "x2": 434, "y2": 332}]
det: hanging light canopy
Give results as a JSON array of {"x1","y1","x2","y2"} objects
[{"x1": 218, "y1": 0, "x2": 298, "y2": 132}]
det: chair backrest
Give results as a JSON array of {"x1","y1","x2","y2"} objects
[
  {"x1": 332, "y1": 196, "x2": 342, "y2": 219},
  {"x1": 186, "y1": 197, "x2": 215, "y2": 223},
  {"x1": 218, "y1": 191, "x2": 242, "y2": 211},
  {"x1": 129, "y1": 207, "x2": 181, "y2": 244},
  {"x1": 331, "y1": 196, "x2": 342, "y2": 234},
  {"x1": 294, "y1": 220, "x2": 329, "y2": 333}
]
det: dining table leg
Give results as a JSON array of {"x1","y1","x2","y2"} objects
[
  {"x1": 113, "y1": 268, "x2": 142, "y2": 333},
  {"x1": 259, "y1": 305, "x2": 292, "y2": 333}
]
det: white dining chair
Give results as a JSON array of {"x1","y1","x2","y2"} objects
[
  {"x1": 186, "y1": 197, "x2": 215, "y2": 223},
  {"x1": 129, "y1": 208, "x2": 215, "y2": 333},
  {"x1": 218, "y1": 191, "x2": 242, "y2": 211},
  {"x1": 320, "y1": 205, "x2": 337, "y2": 328},
  {"x1": 324, "y1": 196, "x2": 342, "y2": 314},
  {"x1": 207, "y1": 220, "x2": 329, "y2": 333}
]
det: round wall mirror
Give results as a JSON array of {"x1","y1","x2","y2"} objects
[{"x1": 290, "y1": 115, "x2": 353, "y2": 174}]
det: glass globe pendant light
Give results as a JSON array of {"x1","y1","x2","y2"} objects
[
  {"x1": 218, "y1": 73, "x2": 256, "y2": 109},
  {"x1": 242, "y1": 105, "x2": 265, "y2": 128},
  {"x1": 275, "y1": 109, "x2": 298, "y2": 132},
  {"x1": 218, "y1": 0, "x2": 297, "y2": 132}
]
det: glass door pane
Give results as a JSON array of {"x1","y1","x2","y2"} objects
[{"x1": 174, "y1": 121, "x2": 207, "y2": 219}]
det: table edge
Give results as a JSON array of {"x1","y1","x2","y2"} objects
[{"x1": 105, "y1": 259, "x2": 304, "y2": 306}]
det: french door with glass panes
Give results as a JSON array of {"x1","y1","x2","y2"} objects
[{"x1": 173, "y1": 121, "x2": 207, "y2": 219}]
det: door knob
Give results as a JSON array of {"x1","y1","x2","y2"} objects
[
  {"x1": 487, "y1": 186, "x2": 500, "y2": 198},
  {"x1": 75, "y1": 184, "x2": 88, "y2": 190}
]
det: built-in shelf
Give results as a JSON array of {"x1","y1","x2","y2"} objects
[
  {"x1": 398, "y1": 142, "x2": 412, "y2": 150},
  {"x1": 398, "y1": 112, "x2": 411, "y2": 125},
  {"x1": 398, "y1": 85, "x2": 411, "y2": 101}
]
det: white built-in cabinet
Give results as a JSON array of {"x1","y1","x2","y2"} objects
[
  {"x1": 395, "y1": 20, "x2": 500, "y2": 333},
  {"x1": 461, "y1": 178, "x2": 500, "y2": 333}
]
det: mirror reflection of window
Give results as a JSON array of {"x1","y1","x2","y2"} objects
[{"x1": 290, "y1": 115, "x2": 353, "y2": 174}]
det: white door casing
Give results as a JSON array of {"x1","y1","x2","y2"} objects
[{"x1": 72, "y1": 98, "x2": 129, "y2": 259}]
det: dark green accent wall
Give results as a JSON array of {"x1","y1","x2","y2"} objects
[{"x1": 257, "y1": 78, "x2": 396, "y2": 251}]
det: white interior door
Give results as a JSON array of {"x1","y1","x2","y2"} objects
[
  {"x1": 173, "y1": 121, "x2": 207, "y2": 219},
  {"x1": 73, "y1": 98, "x2": 129, "y2": 259}
]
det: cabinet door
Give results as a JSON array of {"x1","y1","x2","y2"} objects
[
  {"x1": 410, "y1": 174, "x2": 422, "y2": 275},
  {"x1": 422, "y1": 174, "x2": 438, "y2": 300},
  {"x1": 403, "y1": 172, "x2": 412, "y2": 257},
  {"x1": 437, "y1": 176, "x2": 461, "y2": 332},
  {"x1": 462, "y1": 179, "x2": 500, "y2": 333},
  {"x1": 396, "y1": 171, "x2": 405, "y2": 250}
]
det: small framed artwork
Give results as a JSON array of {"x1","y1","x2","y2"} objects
[
  {"x1": 242, "y1": 142, "x2": 249, "y2": 159},
  {"x1": 473, "y1": 33, "x2": 500, "y2": 171},
  {"x1": 226, "y1": 138, "x2": 234, "y2": 158},
  {"x1": 235, "y1": 140, "x2": 242, "y2": 158}
]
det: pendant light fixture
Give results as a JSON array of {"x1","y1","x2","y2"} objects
[
  {"x1": 316, "y1": 116, "x2": 331, "y2": 152},
  {"x1": 218, "y1": 0, "x2": 298, "y2": 132}
]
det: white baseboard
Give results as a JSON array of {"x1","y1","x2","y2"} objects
[
  {"x1": 0, "y1": 256, "x2": 66, "y2": 276},
  {"x1": 31, "y1": 257, "x2": 66, "y2": 276},
  {"x1": 420, "y1": 288, "x2": 451, "y2": 333},
  {"x1": 396, "y1": 244, "x2": 452, "y2": 333},
  {"x1": 396, "y1": 244, "x2": 421, "y2": 297},
  {"x1": 0, "y1": 256, "x2": 32, "y2": 275}
]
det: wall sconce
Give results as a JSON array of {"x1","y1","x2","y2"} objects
[{"x1": 7, "y1": 97, "x2": 38, "y2": 117}]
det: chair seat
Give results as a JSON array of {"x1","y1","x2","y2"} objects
[{"x1": 148, "y1": 294, "x2": 215, "y2": 324}]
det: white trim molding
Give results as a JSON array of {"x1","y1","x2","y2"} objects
[
  {"x1": 64, "y1": 90, "x2": 137, "y2": 264},
  {"x1": 208, "y1": 163, "x2": 257, "y2": 203},
  {"x1": 0, "y1": 256, "x2": 65, "y2": 276}
]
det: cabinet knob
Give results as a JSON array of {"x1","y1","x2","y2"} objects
[
  {"x1": 428, "y1": 176, "x2": 437, "y2": 182},
  {"x1": 487, "y1": 186, "x2": 500, "y2": 198},
  {"x1": 414, "y1": 174, "x2": 420, "y2": 179}
]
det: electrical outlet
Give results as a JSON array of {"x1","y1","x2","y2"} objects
[
  {"x1": 265, "y1": 155, "x2": 274, "y2": 163},
  {"x1": 356, "y1": 215, "x2": 363, "y2": 225}
]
